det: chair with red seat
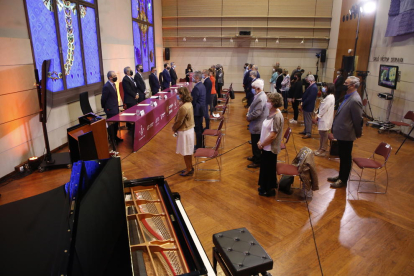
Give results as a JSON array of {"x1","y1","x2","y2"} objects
[
  {"x1": 220, "y1": 83, "x2": 232, "y2": 98},
  {"x1": 210, "y1": 106, "x2": 227, "y2": 131},
  {"x1": 215, "y1": 95, "x2": 230, "y2": 116},
  {"x1": 275, "y1": 163, "x2": 307, "y2": 202},
  {"x1": 390, "y1": 111, "x2": 414, "y2": 155},
  {"x1": 352, "y1": 142, "x2": 392, "y2": 194},
  {"x1": 194, "y1": 134, "x2": 223, "y2": 182},
  {"x1": 278, "y1": 127, "x2": 292, "y2": 163},
  {"x1": 203, "y1": 119, "x2": 225, "y2": 148}
]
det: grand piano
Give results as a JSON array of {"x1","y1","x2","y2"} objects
[{"x1": 0, "y1": 158, "x2": 215, "y2": 276}]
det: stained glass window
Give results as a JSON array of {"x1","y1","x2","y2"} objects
[
  {"x1": 131, "y1": 0, "x2": 155, "y2": 73},
  {"x1": 25, "y1": 0, "x2": 102, "y2": 92}
]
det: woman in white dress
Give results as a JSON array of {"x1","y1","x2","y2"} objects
[
  {"x1": 172, "y1": 87, "x2": 195, "y2": 176},
  {"x1": 315, "y1": 83, "x2": 335, "y2": 157}
]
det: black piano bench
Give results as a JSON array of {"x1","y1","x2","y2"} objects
[{"x1": 212, "y1": 227, "x2": 273, "y2": 276}]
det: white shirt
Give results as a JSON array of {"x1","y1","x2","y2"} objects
[{"x1": 260, "y1": 117, "x2": 275, "y2": 151}]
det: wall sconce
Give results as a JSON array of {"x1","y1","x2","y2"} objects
[
  {"x1": 183, "y1": 37, "x2": 186, "y2": 41},
  {"x1": 276, "y1": 38, "x2": 279, "y2": 44},
  {"x1": 230, "y1": 38, "x2": 233, "y2": 43},
  {"x1": 300, "y1": 38, "x2": 304, "y2": 44},
  {"x1": 255, "y1": 38, "x2": 258, "y2": 43},
  {"x1": 203, "y1": 37, "x2": 206, "y2": 42}
]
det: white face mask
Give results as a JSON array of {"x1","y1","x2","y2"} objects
[
  {"x1": 266, "y1": 102, "x2": 273, "y2": 110},
  {"x1": 272, "y1": 69, "x2": 275, "y2": 72},
  {"x1": 337, "y1": 71, "x2": 341, "y2": 75}
]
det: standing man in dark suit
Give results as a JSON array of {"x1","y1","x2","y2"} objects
[
  {"x1": 191, "y1": 71, "x2": 206, "y2": 149},
  {"x1": 300, "y1": 75, "x2": 318, "y2": 139},
  {"x1": 252, "y1": 64, "x2": 260, "y2": 78},
  {"x1": 101, "y1": 71, "x2": 122, "y2": 142},
  {"x1": 243, "y1": 64, "x2": 253, "y2": 107},
  {"x1": 329, "y1": 76, "x2": 363, "y2": 188},
  {"x1": 134, "y1": 64, "x2": 146, "y2": 103},
  {"x1": 334, "y1": 68, "x2": 346, "y2": 110},
  {"x1": 149, "y1": 66, "x2": 160, "y2": 95},
  {"x1": 202, "y1": 69, "x2": 211, "y2": 129},
  {"x1": 170, "y1": 62, "x2": 178, "y2": 85},
  {"x1": 162, "y1": 63, "x2": 171, "y2": 90},
  {"x1": 122, "y1": 66, "x2": 138, "y2": 109}
]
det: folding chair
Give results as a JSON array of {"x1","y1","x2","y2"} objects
[
  {"x1": 278, "y1": 128, "x2": 292, "y2": 163},
  {"x1": 203, "y1": 119, "x2": 225, "y2": 148},
  {"x1": 275, "y1": 163, "x2": 306, "y2": 202},
  {"x1": 194, "y1": 134, "x2": 223, "y2": 182},
  {"x1": 210, "y1": 106, "x2": 227, "y2": 131},
  {"x1": 352, "y1": 142, "x2": 392, "y2": 194},
  {"x1": 391, "y1": 111, "x2": 414, "y2": 155}
]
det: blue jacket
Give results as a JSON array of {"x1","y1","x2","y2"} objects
[
  {"x1": 101, "y1": 81, "x2": 119, "y2": 118},
  {"x1": 162, "y1": 69, "x2": 171, "y2": 89},
  {"x1": 191, "y1": 82, "x2": 206, "y2": 117},
  {"x1": 302, "y1": 83, "x2": 318, "y2": 112},
  {"x1": 203, "y1": 77, "x2": 212, "y2": 105}
]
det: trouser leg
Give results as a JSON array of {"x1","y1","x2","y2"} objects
[
  {"x1": 338, "y1": 140, "x2": 354, "y2": 184},
  {"x1": 319, "y1": 130, "x2": 328, "y2": 151},
  {"x1": 304, "y1": 111, "x2": 312, "y2": 135},
  {"x1": 251, "y1": 134, "x2": 261, "y2": 164},
  {"x1": 194, "y1": 116, "x2": 203, "y2": 148}
]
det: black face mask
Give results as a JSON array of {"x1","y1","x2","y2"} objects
[
  {"x1": 129, "y1": 70, "x2": 133, "y2": 76},
  {"x1": 283, "y1": 73, "x2": 287, "y2": 76},
  {"x1": 139, "y1": 68, "x2": 143, "y2": 73},
  {"x1": 244, "y1": 66, "x2": 246, "y2": 69},
  {"x1": 167, "y1": 67, "x2": 170, "y2": 70},
  {"x1": 112, "y1": 77, "x2": 118, "y2": 82}
]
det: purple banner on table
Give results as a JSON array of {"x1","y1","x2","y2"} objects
[{"x1": 107, "y1": 83, "x2": 194, "y2": 152}]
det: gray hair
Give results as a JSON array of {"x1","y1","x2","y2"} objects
[
  {"x1": 250, "y1": 70, "x2": 258, "y2": 78},
  {"x1": 267, "y1": 91, "x2": 283, "y2": 108},
  {"x1": 193, "y1": 70, "x2": 202, "y2": 81},
  {"x1": 252, "y1": 64, "x2": 258, "y2": 71},
  {"x1": 306, "y1": 74, "x2": 315, "y2": 82},
  {"x1": 252, "y1": 78, "x2": 264, "y2": 91},
  {"x1": 107, "y1": 71, "x2": 115, "y2": 79},
  {"x1": 124, "y1": 67, "x2": 131, "y2": 74},
  {"x1": 347, "y1": 76, "x2": 360, "y2": 88}
]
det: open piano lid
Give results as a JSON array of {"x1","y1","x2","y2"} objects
[{"x1": 0, "y1": 159, "x2": 211, "y2": 275}]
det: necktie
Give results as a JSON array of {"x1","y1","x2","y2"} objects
[{"x1": 112, "y1": 83, "x2": 117, "y2": 93}]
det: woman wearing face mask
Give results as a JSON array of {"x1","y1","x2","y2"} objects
[
  {"x1": 314, "y1": 83, "x2": 335, "y2": 157},
  {"x1": 280, "y1": 69, "x2": 290, "y2": 113},
  {"x1": 288, "y1": 75, "x2": 303, "y2": 124},
  {"x1": 257, "y1": 92, "x2": 284, "y2": 196},
  {"x1": 172, "y1": 87, "x2": 195, "y2": 176},
  {"x1": 209, "y1": 68, "x2": 217, "y2": 114},
  {"x1": 269, "y1": 66, "x2": 278, "y2": 93},
  {"x1": 185, "y1": 64, "x2": 193, "y2": 83}
]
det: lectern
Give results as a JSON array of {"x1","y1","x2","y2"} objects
[{"x1": 67, "y1": 113, "x2": 110, "y2": 162}]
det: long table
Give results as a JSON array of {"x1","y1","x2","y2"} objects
[{"x1": 107, "y1": 82, "x2": 194, "y2": 152}]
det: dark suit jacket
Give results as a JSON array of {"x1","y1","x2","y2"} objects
[
  {"x1": 162, "y1": 69, "x2": 171, "y2": 89},
  {"x1": 122, "y1": 75, "x2": 137, "y2": 107},
  {"x1": 185, "y1": 68, "x2": 193, "y2": 82},
  {"x1": 332, "y1": 91, "x2": 363, "y2": 141},
  {"x1": 275, "y1": 74, "x2": 284, "y2": 92},
  {"x1": 133, "y1": 73, "x2": 146, "y2": 102},
  {"x1": 101, "y1": 81, "x2": 119, "y2": 118},
  {"x1": 243, "y1": 70, "x2": 252, "y2": 91},
  {"x1": 191, "y1": 82, "x2": 206, "y2": 117},
  {"x1": 170, "y1": 68, "x2": 177, "y2": 85},
  {"x1": 149, "y1": 73, "x2": 160, "y2": 94},
  {"x1": 288, "y1": 81, "x2": 303, "y2": 99},
  {"x1": 302, "y1": 83, "x2": 318, "y2": 112},
  {"x1": 334, "y1": 75, "x2": 346, "y2": 102},
  {"x1": 203, "y1": 77, "x2": 212, "y2": 106}
]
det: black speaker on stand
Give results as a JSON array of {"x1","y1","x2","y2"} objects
[
  {"x1": 165, "y1": 48, "x2": 170, "y2": 61},
  {"x1": 342, "y1": 55, "x2": 355, "y2": 74},
  {"x1": 320, "y1": 49, "x2": 326, "y2": 63}
]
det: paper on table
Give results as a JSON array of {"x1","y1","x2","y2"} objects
[
  {"x1": 158, "y1": 92, "x2": 168, "y2": 93},
  {"x1": 120, "y1": 113, "x2": 136, "y2": 116},
  {"x1": 150, "y1": 96, "x2": 159, "y2": 98},
  {"x1": 137, "y1": 104, "x2": 150, "y2": 106}
]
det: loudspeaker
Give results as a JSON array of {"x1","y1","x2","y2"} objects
[
  {"x1": 165, "y1": 48, "x2": 170, "y2": 61},
  {"x1": 320, "y1": 49, "x2": 326, "y2": 63},
  {"x1": 342, "y1": 55, "x2": 354, "y2": 73},
  {"x1": 239, "y1": 31, "x2": 251, "y2": 36}
]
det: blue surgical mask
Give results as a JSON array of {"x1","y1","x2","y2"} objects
[
  {"x1": 176, "y1": 95, "x2": 181, "y2": 101},
  {"x1": 322, "y1": 87, "x2": 327, "y2": 93}
]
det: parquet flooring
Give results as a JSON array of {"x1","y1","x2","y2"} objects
[{"x1": 1, "y1": 95, "x2": 414, "y2": 275}]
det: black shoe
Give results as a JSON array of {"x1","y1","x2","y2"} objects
[
  {"x1": 330, "y1": 179, "x2": 346, "y2": 188},
  {"x1": 247, "y1": 163, "x2": 260, "y2": 168},
  {"x1": 259, "y1": 189, "x2": 276, "y2": 197},
  {"x1": 281, "y1": 109, "x2": 288, "y2": 113},
  {"x1": 302, "y1": 134, "x2": 311, "y2": 139},
  {"x1": 248, "y1": 140, "x2": 252, "y2": 144},
  {"x1": 299, "y1": 131, "x2": 306, "y2": 135},
  {"x1": 327, "y1": 175, "x2": 340, "y2": 182},
  {"x1": 115, "y1": 136, "x2": 123, "y2": 142},
  {"x1": 247, "y1": 156, "x2": 253, "y2": 161}
]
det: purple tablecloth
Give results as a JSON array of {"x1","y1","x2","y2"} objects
[{"x1": 107, "y1": 83, "x2": 194, "y2": 152}]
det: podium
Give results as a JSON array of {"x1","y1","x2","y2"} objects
[{"x1": 67, "y1": 113, "x2": 110, "y2": 162}]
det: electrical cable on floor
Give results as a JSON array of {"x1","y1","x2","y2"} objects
[{"x1": 305, "y1": 197, "x2": 324, "y2": 276}]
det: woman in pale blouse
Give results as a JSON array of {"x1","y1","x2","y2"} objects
[
  {"x1": 315, "y1": 83, "x2": 335, "y2": 157},
  {"x1": 172, "y1": 87, "x2": 195, "y2": 176}
]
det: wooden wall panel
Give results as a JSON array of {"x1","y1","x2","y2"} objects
[
  {"x1": 222, "y1": 17, "x2": 268, "y2": 27},
  {"x1": 313, "y1": 29, "x2": 330, "y2": 37},
  {"x1": 163, "y1": 38, "x2": 178, "y2": 47},
  {"x1": 268, "y1": 18, "x2": 319, "y2": 27},
  {"x1": 178, "y1": 28, "x2": 221, "y2": 37},
  {"x1": 162, "y1": 0, "x2": 178, "y2": 16},
  {"x1": 177, "y1": 0, "x2": 222, "y2": 17},
  {"x1": 222, "y1": 0, "x2": 268, "y2": 17},
  {"x1": 315, "y1": 0, "x2": 333, "y2": 16},
  {"x1": 163, "y1": 29, "x2": 179, "y2": 37},
  {"x1": 267, "y1": 29, "x2": 316, "y2": 38},
  {"x1": 314, "y1": 18, "x2": 332, "y2": 27},
  {"x1": 269, "y1": 0, "x2": 316, "y2": 17},
  {"x1": 177, "y1": 38, "x2": 222, "y2": 47},
  {"x1": 163, "y1": 18, "x2": 178, "y2": 27},
  {"x1": 178, "y1": 18, "x2": 221, "y2": 27}
]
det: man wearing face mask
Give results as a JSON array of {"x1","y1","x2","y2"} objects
[
  {"x1": 329, "y1": 76, "x2": 363, "y2": 188},
  {"x1": 315, "y1": 83, "x2": 335, "y2": 157},
  {"x1": 269, "y1": 66, "x2": 278, "y2": 93},
  {"x1": 300, "y1": 75, "x2": 318, "y2": 139},
  {"x1": 202, "y1": 69, "x2": 212, "y2": 129},
  {"x1": 170, "y1": 62, "x2": 178, "y2": 85},
  {"x1": 101, "y1": 71, "x2": 123, "y2": 142},
  {"x1": 149, "y1": 66, "x2": 160, "y2": 95},
  {"x1": 334, "y1": 68, "x2": 346, "y2": 110},
  {"x1": 162, "y1": 63, "x2": 171, "y2": 90},
  {"x1": 122, "y1": 66, "x2": 139, "y2": 110},
  {"x1": 191, "y1": 71, "x2": 206, "y2": 149},
  {"x1": 134, "y1": 64, "x2": 146, "y2": 103},
  {"x1": 291, "y1": 66, "x2": 301, "y2": 78},
  {"x1": 246, "y1": 79, "x2": 269, "y2": 168},
  {"x1": 243, "y1": 63, "x2": 250, "y2": 77}
]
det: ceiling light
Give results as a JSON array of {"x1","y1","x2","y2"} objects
[{"x1": 361, "y1": 1, "x2": 376, "y2": 13}]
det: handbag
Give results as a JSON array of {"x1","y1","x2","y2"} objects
[{"x1": 229, "y1": 88, "x2": 235, "y2": 99}]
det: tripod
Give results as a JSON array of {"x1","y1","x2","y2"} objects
[{"x1": 358, "y1": 72, "x2": 374, "y2": 121}]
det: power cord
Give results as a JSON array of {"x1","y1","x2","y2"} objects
[{"x1": 305, "y1": 197, "x2": 324, "y2": 276}]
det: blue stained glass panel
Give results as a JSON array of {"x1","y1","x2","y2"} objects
[
  {"x1": 148, "y1": 26, "x2": 155, "y2": 69},
  {"x1": 146, "y1": 0, "x2": 153, "y2": 24},
  {"x1": 83, "y1": 0, "x2": 94, "y2": 3},
  {"x1": 133, "y1": 22, "x2": 142, "y2": 68},
  {"x1": 26, "y1": 0, "x2": 63, "y2": 92},
  {"x1": 80, "y1": 6, "x2": 101, "y2": 84},
  {"x1": 131, "y1": 0, "x2": 138, "y2": 19},
  {"x1": 139, "y1": 0, "x2": 146, "y2": 22},
  {"x1": 57, "y1": 1, "x2": 85, "y2": 89},
  {"x1": 141, "y1": 24, "x2": 149, "y2": 72}
]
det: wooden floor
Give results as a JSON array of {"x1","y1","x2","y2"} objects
[{"x1": 1, "y1": 95, "x2": 414, "y2": 275}]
